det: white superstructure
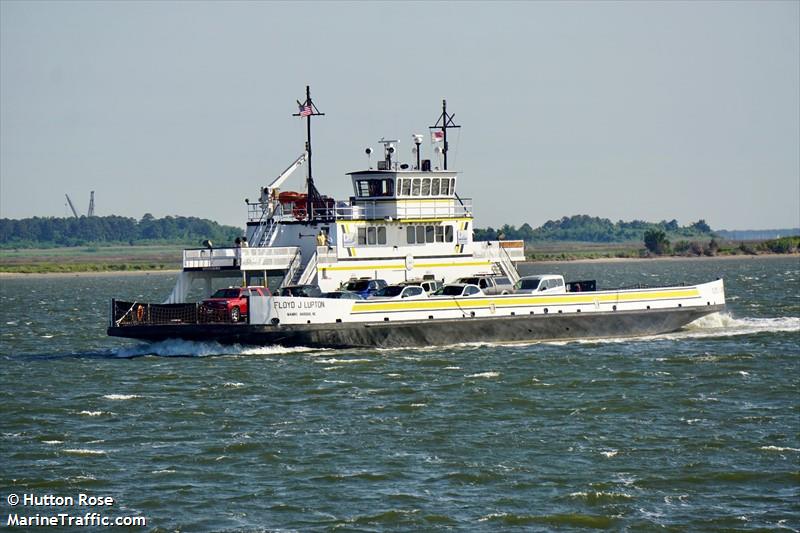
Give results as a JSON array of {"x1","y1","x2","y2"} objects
[{"x1": 166, "y1": 93, "x2": 523, "y2": 303}]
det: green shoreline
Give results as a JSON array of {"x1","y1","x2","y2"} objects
[{"x1": 1, "y1": 249, "x2": 796, "y2": 275}]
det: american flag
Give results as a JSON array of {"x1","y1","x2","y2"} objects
[{"x1": 299, "y1": 104, "x2": 312, "y2": 117}]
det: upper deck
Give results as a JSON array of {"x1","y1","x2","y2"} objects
[{"x1": 248, "y1": 168, "x2": 473, "y2": 223}]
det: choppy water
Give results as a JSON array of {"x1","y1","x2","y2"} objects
[{"x1": 1, "y1": 257, "x2": 798, "y2": 531}]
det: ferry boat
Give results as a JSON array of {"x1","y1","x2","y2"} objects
[{"x1": 107, "y1": 87, "x2": 726, "y2": 348}]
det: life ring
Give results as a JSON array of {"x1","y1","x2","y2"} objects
[
  {"x1": 136, "y1": 304, "x2": 144, "y2": 322},
  {"x1": 292, "y1": 205, "x2": 308, "y2": 220}
]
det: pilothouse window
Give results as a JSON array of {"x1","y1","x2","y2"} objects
[
  {"x1": 401, "y1": 179, "x2": 411, "y2": 196},
  {"x1": 421, "y1": 178, "x2": 431, "y2": 196},
  {"x1": 411, "y1": 178, "x2": 421, "y2": 196},
  {"x1": 356, "y1": 179, "x2": 394, "y2": 198}
]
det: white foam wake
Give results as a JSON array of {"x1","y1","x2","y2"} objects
[
  {"x1": 114, "y1": 339, "x2": 317, "y2": 358},
  {"x1": 680, "y1": 312, "x2": 799, "y2": 337}
]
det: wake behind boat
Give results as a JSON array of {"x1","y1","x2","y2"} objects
[{"x1": 107, "y1": 88, "x2": 725, "y2": 348}]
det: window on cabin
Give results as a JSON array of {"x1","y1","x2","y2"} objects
[
  {"x1": 416, "y1": 226, "x2": 425, "y2": 243},
  {"x1": 401, "y1": 178, "x2": 411, "y2": 196},
  {"x1": 411, "y1": 178, "x2": 420, "y2": 196},
  {"x1": 435, "y1": 226, "x2": 444, "y2": 242},
  {"x1": 431, "y1": 178, "x2": 440, "y2": 195},
  {"x1": 445, "y1": 225, "x2": 454, "y2": 242},
  {"x1": 356, "y1": 179, "x2": 394, "y2": 197},
  {"x1": 357, "y1": 225, "x2": 388, "y2": 246},
  {"x1": 441, "y1": 179, "x2": 450, "y2": 195},
  {"x1": 406, "y1": 226, "x2": 415, "y2": 244},
  {"x1": 356, "y1": 181, "x2": 370, "y2": 197},
  {"x1": 425, "y1": 226, "x2": 434, "y2": 243},
  {"x1": 421, "y1": 178, "x2": 431, "y2": 196}
]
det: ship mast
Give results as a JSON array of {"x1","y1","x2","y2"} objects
[
  {"x1": 292, "y1": 85, "x2": 325, "y2": 221},
  {"x1": 429, "y1": 99, "x2": 460, "y2": 170}
]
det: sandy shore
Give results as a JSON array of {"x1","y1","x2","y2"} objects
[
  {"x1": 527, "y1": 253, "x2": 799, "y2": 265},
  {"x1": 1, "y1": 253, "x2": 796, "y2": 279},
  {"x1": 0, "y1": 269, "x2": 181, "y2": 279}
]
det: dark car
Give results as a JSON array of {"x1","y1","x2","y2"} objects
[
  {"x1": 279, "y1": 284, "x2": 323, "y2": 297},
  {"x1": 201, "y1": 286, "x2": 269, "y2": 322},
  {"x1": 342, "y1": 278, "x2": 388, "y2": 299},
  {"x1": 322, "y1": 291, "x2": 364, "y2": 300}
]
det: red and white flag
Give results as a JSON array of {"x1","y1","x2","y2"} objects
[{"x1": 431, "y1": 131, "x2": 444, "y2": 143}]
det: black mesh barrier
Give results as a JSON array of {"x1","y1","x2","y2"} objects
[{"x1": 112, "y1": 300, "x2": 245, "y2": 326}]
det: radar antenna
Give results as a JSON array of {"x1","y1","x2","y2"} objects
[
  {"x1": 429, "y1": 99, "x2": 460, "y2": 170},
  {"x1": 292, "y1": 85, "x2": 326, "y2": 221}
]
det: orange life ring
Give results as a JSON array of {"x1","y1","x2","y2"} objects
[
  {"x1": 136, "y1": 304, "x2": 144, "y2": 322},
  {"x1": 292, "y1": 205, "x2": 308, "y2": 220}
]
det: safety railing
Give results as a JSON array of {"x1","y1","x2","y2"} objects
[
  {"x1": 111, "y1": 299, "x2": 249, "y2": 326},
  {"x1": 246, "y1": 198, "x2": 473, "y2": 223}
]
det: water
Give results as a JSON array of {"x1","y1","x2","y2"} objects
[{"x1": 1, "y1": 257, "x2": 798, "y2": 531}]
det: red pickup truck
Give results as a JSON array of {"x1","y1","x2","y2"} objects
[{"x1": 200, "y1": 286, "x2": 269, "y2": 322}]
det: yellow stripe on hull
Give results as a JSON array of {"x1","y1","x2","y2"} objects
[
  {"x1": 321, "y1": 260, "x2": 491, "y2": 272},
  {"x1": 351, "y1": 288, "x2": 701, "y2": 313}
]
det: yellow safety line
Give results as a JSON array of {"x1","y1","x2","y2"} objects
[
  {"x1": 351, "y1": 288, "x2": 701, "y2": 313},
  {"x1": 321, "y1": 260, "x2": 491, "y2": 272}
]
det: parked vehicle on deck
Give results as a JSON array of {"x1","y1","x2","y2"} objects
[
  {"x1": 456, "y1": 275, "x2": 513, "y2": 295},
  {"x1": 323, "y1": 291, "x2": 364, "y2": 300},
  {"x1": 342, "y1": 278, "x2": 388, "y2": 299},
  {"x1": 513, "y1": 275, "x2": 567, "y2": 295},
  {"x1": 368, "y1": 285, "x2": 428, "y2": 300},
  {"x1": 431, "y1": 284, "x2": 484, "y2": 297},
  {"x1": 279, "y1": 285, "x2": 323, "y2": 297},
  {"x1": 201, "y1": 286, "x2": 269, "y2": 322},
  {"x1": 399, "y1": 279, "x2": 443, "y2": 293}
]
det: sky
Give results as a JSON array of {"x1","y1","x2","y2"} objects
[{"x1": 1, "y1": 1, "x2": 798, "y2": 231}]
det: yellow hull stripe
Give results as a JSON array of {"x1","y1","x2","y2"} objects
[
  {"x1": 321, "y1": 260, "x2": 491, "y2": 272},
  {"x1": 351, "y1": 288, "x2": 701, "y2": 313}
]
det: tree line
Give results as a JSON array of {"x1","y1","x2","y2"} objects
[
  {"x1": 474, "y1": 215, "x2": 714, "y2": 243},
  {"x1": 0, "y1": 214, "x2": 244, "y2": 248}
]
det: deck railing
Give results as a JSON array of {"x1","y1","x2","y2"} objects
[
  {"x1": 182, "y1": 246, "x2": 300, "y2": 271},
  {"x1": 247, "y1": 198, "x2": 473, "y2": 223}
]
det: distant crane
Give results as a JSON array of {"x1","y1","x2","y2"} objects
[
  {"x1": 87, "y1": 191, "x2": 95, "y2": 217},
  {"x1": 65, "y1": 194, "x2": 79, "y2": 218}
]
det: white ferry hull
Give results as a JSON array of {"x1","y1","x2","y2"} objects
[
  {"x1": 108, "y1": 280, "x2": 725, "y2": 348},
  {"x1": 108, "y1": 304, "x2": 724, "y2": 348}
]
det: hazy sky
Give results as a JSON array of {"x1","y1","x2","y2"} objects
[{"x1": 1, "y1": 1, "x2": 798, "y2": 231}]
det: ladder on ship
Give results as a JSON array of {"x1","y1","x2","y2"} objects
[
  {"x1": 279, "y1": 250, "x2": 318, "y2": 288},
  {"x1": 492, "y1": 246, "x2": 520, "y2": 285}
]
